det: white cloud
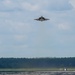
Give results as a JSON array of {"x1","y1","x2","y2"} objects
[
  {"x1": 11, "y1": 44, "x2": 28, "y2": 49},
  {"x1": 21, "y1": 2, "x2": 40, "y2": 11},
  {"x1": 14, "y1": 35, "x2": 27, "y2": 41},
  {"x1": 36, "y1": 0, "x2": 73, "y2": 11},
  {"x1": 3, "y1": 0, "x2": 12, "y2": 5},
  {"x1": 0, "y1": 0, "x2": 16, "y2": 11},
  {"x1": 69, "y1": 0, "x2": 75, "y2": 9},
  {"x1": 0, "y1": 0, "x2": 72, "y2": 12},
  {"x1": 4, "y1": 20, "x2": 32, "y2": 34},
  {"x1": 0, "y1": 44, "x2": 28, "y2": 51},
  {"x1": 49, "y1": 0, "x2": 72, "y2": 11},
  {"x1": 0, "y1": 34, "x2": 28, "y2": 46},
  {"x1": 58, "y1": 23, "x2": 71, "y2": 30},
  {"x1": 0, "y1": 0, "x2": 40, "y2": 12}
]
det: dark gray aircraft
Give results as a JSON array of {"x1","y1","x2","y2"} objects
[{"x1": 35, "y1": 16, "x2": 49, "y2": 21}]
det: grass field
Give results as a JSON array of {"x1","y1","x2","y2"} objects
[{"x1": 0, "y1": 68, "x2": 75, "y2": 72}]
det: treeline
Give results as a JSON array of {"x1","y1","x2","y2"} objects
[{"x1": 0, "y1": 58, "x2": 75, "y2": 68}]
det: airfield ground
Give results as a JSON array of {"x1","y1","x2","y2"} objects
[
  {"x1": 0, "y1": 70, "x2": 75, "y2": 75},
  {"x1": 0, "y1": 68, "x2": 75, "y2": 72}
]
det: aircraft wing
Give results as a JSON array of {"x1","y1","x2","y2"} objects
[
  {"x1": 34, "y1": 19, "x2": 39, "y2": 21},
  {"x1": 45, "y1": 18, "x2": 49, "y2": 20}
]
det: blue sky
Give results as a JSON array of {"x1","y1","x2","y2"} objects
[{"x1": 0, "y1": 0, "x2": 75, "y2": 58}]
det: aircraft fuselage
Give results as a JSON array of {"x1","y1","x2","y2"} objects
[{"x1": 35, "y1": 16, "x2": 49, "y2": 21}]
